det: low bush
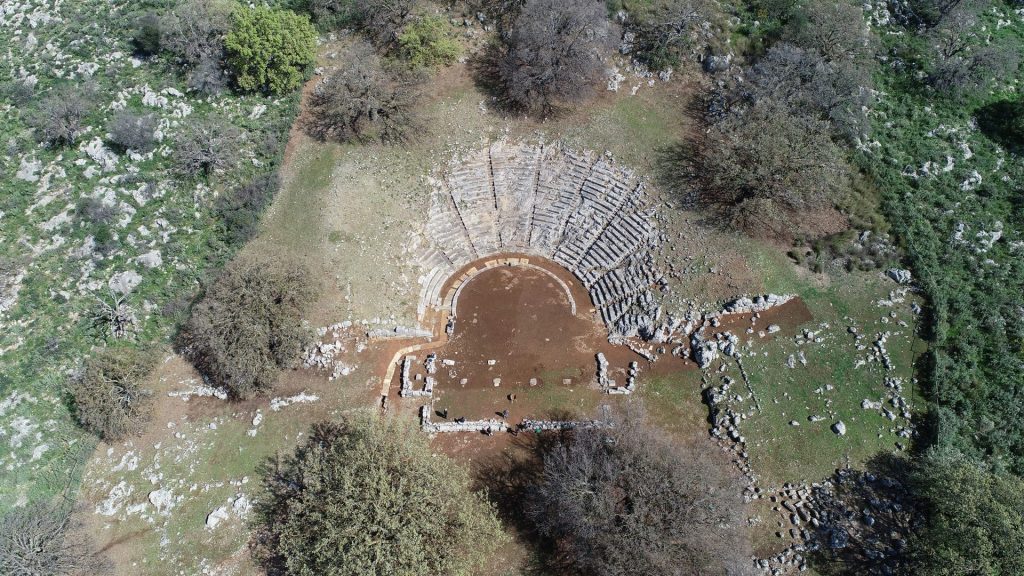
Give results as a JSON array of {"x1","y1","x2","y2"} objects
[
  {"x1": 397, "y1": 15, "x2": 460, "y2": 68},
  {"x1": 172, "y1": 115, "x2": 243, "y2": 179},
  {"x1": 70, "y1": 347, "x2": 156, "y2": 441},
  {"x1": 107, "y1": 110, "x2": 157, "y2": 153},
  {"x1": 31, "y1": 86, "x2": 92, "y2": 147},
  {"x1": 214, "y1": 171, "x2": 279, "y2": 245}
]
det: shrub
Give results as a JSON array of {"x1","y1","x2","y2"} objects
[
  {"x1": 132, "y1": 11, "x2": 162, "y2": 56},
  {"x1": 304, "y1": 42, "x2": 417, "y2": 143},
  {"x1": 31, "y1": 86, "x2": 92, "y2": 147},
  {"x1": 214, "y1": 171, "x2": 279, "y2": 245},
  {"x1": 522, "y1": 409, "x2": 752, "y2": 575},
  {"x1": 497, "y1": 0, "x2": 615, "y2": 116},
  {"x1": 172, "y1": 115, "x2": 242, "y2": 178},
  {"x1": 397, "y1": 15, "x2": 460, "y2": 68},
  {"x1": 252, "y1": 417, "x2": 504, "y2": 576},
  {"x1": 107, "y1": 110, "x2": 157, "y2": 153},
  {"x1": 70, "y1": 347, "x2": 155, "y2": 441},
  {"x1": 75, "y1": 197, "x2": 119, "y2": 227},
  {"x1": 178, "y1": 251, "x2": 314, "y2": 399},
  {"x1": 0, "y1": 502, "x2": 109, "y2": 576},
  {"x1": 0, "y1": 79, "x2": 34, "y2": 107},
  {"x1": 225, "y1": 5, "x2": 318, "y2": 95}
]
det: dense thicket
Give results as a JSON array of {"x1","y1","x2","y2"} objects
[
  {"x1": 864, "y1": 0, "x2": 1024, "y2": 474},
  {"x1": 252, "y1": 417, "x2": 504, "y2": 576},
  {"x1": 178, "y1": 252, "x2": 314, "y2": 399},
  {"x1": 908, "y1": 451, "x2": 1024, "y2": 575},
  {"x1": 522, "y1": 412, "x2": 753, "y2": 575},
  {"x1": 70, "y1": 347, "x2": 156, "y2": 441},
  {"x1": 689, "y1": 98, "x2": 849, "y2": 235}
]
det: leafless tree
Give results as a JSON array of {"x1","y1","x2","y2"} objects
[
  {"x1": 172, "y1": 115, "x2": 243, "y2": 178},
  {"x1": 925, "y1": 5, "x2": 1021, "y2": 97},
  {"x1": 523, "y1": 407, "x2": 755, "y2": 576},
  {"x1": 32, "y1": 86, "x2": 92, "y2": 147},
  {"x1": 69, "y1": 347, "x2": 155, "y2": 441},
  {"x1": 0, "y1": 502, "x2": 109, "y2": 576},
  {"x1": 160, "y1": 0, "x2": 232, "y2": 94},
  {"x1": 305, "y1": 42, "x2": 418, "y2": 143},
  {"x1": 497, "y1": 0, "x2": 616, "y2": 116},
  {"x1": 160, "y1": 0, "x2": 232, "y2": 67}
]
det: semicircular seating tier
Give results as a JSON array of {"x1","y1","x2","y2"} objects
[{"x1": 413, "y1": 141, "x2": 666, "y2": 340}]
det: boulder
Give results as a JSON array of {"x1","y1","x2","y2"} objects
[
  {"x1": 886, "y1": 268, "x2": 912, "y2": 284},
  {"x1": 148, "y1": 488, "x2": 174, "y2": 513},
  {"x1": 108, "y1": 270, "x2": 143, "y2": 294},
  {"x1": 136, "y1": 250, "x2": 163, "y2": 269},
  {"x1": 206, "y1": 506, "x2": 230, "y2": 529},
  {"x1": 703, "y1": 53, "x2": 731, "y2": 73},
  {"x1": 832, "y1": 421, "x2": 847, "y2": 436}
]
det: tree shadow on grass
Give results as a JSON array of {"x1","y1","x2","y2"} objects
[
  {"x1": 975, "y1": 100, "x2": 1022, "y2": 155},
  {"x1": 472, "y1": 409, "x2": 583, "y2": 576}
]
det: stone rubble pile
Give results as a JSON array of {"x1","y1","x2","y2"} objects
[{"x1": 723, "y1": 294, "x2": 795, "y2": 314}]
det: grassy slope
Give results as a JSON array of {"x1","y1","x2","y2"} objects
[{"x1": 0, "y1": 0, "x2": 297, "y2": 510}]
